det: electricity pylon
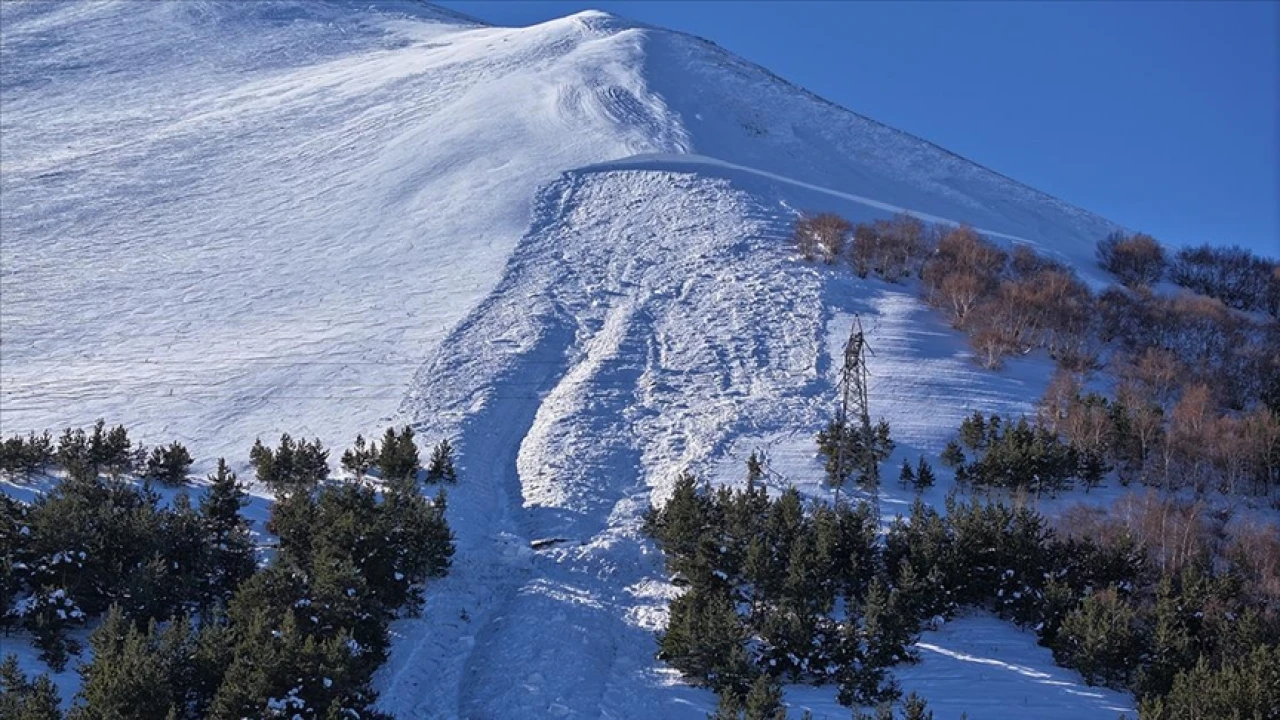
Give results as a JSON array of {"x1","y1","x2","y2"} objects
[{"x1": 834, "y1": 314, "x2": 878, "y2": 521}]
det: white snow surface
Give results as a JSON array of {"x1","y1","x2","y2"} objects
[{"x1": 1, "y1": 2, "x2": 1133, "y2": 717}]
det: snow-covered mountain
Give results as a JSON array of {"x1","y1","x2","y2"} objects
[{"x1": 1, "y1": 2, "x2": 1133, "y2": 717}]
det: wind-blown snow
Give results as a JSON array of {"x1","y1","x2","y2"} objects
[{"x1": 2, "y1": 2, "x2": 1132, "y2": 717}]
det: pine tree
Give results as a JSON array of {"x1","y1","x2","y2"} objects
[
  {"x1": 424, "y1": 439, "x2": 456, "y2": 484},
  {"x1": 862, "y1": 576, "x2": 918, "y2": 669},
  {"x1": 153, "y1": 492, "x2": 208, "y2": 618},
  {"x1": 901, "y1": 692, "x2": 933, "y2": 720},
  {"x1": 852, "y1": 707, "x2": 895, "y2": 720},
  {"x1": 249, "y1": 438, "x2": 276, "y2": 487},
  {"x1": 377, "y1": 427, "x2": 420, "y2": 481},
  {"x1": 1, "y1": 655, "x2": 63, "y2": 720},
  {"x1": 958, "y1": 411, "x2": 987, "y2": 451},
  {"x1": 743, "y1": 673, "x2": 786, "y2": 720},
  {"x1": 746, "y1": 452, "x2": 765, "y2": 486},
  {"x1": 86, "y1": 420, "x2": 109, "y2": 476},
  {"x1": 939, "y1": 440, "x2": 965, "y2": 469},
  {"x1": 710, "y1": 688, "x2": 745, "y2": 720},
  {"x1": 72, "y1": 607, "x2": 175, "y2": 719},
  {"x1": 1052, "y1": 586, "x2": 1141, "y2": 688},
  {"x1": 645, "y1": 473, "x2": 708, "y2": 572},
  {"x1": 252, "y1": 435, "x2": 327, "y2": 495},
  {"x1": 57, "y1": 427, "x2": 92, "y2": 481},
  {"x1": 292, "y1": 437, "x2": 330, "y2": 490},
  {"x1": 340, "y1": 435, "x2": 376, "y2": 480},
  {"x1": 658, "y1": 583, "x2": 753, "y2": 694},
  {"x1": 200, "y1": 459, "x2": 256, "y2": 607},
  {"x1": 25, "y1": 432, "x2": 54, "y2": 478},
  {"x1": 913, "y1": 458, "x2": 936, "y2": 492},
  {"x1": 898, "y1": 459, "x2": 915, "y2": 489},
  {"x1": 145, "y1": 442, "x2": 193, "y2": 487},
  {"x1": 1134, "y1": 577, "x2": 1195, "y2": 700},
  {"x1": 381, "y1": 479, "x2": 455, "y2": 611},
  {"x1": 1139, "y1": 644, "x2": 1280, "y2": 720}
]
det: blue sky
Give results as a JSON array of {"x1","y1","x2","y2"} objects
[{"x1": 438, "y1": 1, "x2": 1279, "y2": 255}]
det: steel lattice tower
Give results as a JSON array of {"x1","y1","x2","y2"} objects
[{"x1": 834, "y1": 315, "x2": 878, "y2": 519}]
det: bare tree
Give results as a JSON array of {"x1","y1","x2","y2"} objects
[
  {"x1": 1097, "y1": 231, "x2": 1166, "y2": 287},
  {"x1": 794, "y1": 212, "x2": 851, "y2": 264},
  {"x1": 922, "y1": 225, "x2": 1006, "y2": 326}
]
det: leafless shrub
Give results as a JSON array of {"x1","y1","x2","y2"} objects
[
  {"x1": 794, "y1": 212, "x2": 851, "y2": 264},
  {"x1": 1097, "y1": 231, "x2": 1166, "y2": 288}
]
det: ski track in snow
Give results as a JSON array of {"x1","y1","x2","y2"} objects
[{"x1": 3, "y1": 3, "x2": 1141, "y2": 718}]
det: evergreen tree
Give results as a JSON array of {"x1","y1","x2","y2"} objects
[
  {"x1": 912, "y1": 458, "x2": 936, "y2": 492},
  {"x1": 151, "y1": 492, "x2": 208, "y2": 618},
  {"x1": 746, "y1": 451, "x2": 765, "y2": 486},
  {"x1": 742, "y1": 673, "x2": 786, "y2": 720},
  {"x1": 901, "y1": 692, "x2": 933, "y2": 720},
  {"x1": 72, "y1": 607, "x2": 176, "y2": 719},
  {"x1": 898, "y1": 459, "x2": 915, "y2": 489},
  {"x1": 0, "y1": 655, "x2": 63, "y2": 720},
  {"x1": 57, "y1": 428, "x2": 92, "y2": 481},
  {"x1": 249, "y1": 437, "x2": 277, "y2": 487},
  {"x1": 1052, "y1": 586, "x2": 1142, "y2": 688},
  {"x1": 252, "y1": 435, "x2": 327, "y2": 495},
  {"x1": 658, "y1": 583, "x2": 753, "y2": 694},
  {"x1": 377, "y1": 427, "x2": 420, "y2": 482},
  {"x1": 852, "y1": 706, "x2": 895, "y2": 720},
  {"x1": 861, "y1": 577, "x2": 918, "y2": 670},
  {"x1": 20, "y1": 587, "x2": 84, "y2": 672},
  {"x1": 339, "y1": 435, "x2": 376, "y2": 480},
  {"x1": 958, "y1": 411, "x2": 987, "y2": 451},
  {"x1": 292, "y1": 437, "x2": 330, "y2": 491},
  {"x1": 145, "y1": 443, "x2": 193, "y2": 487},
  {"x1": 939, "y1": 440, "x2": 965, "y2": 469},
  {"x1": 710, "y1": 688, "x2": 745, "y2": 720},
  {"x1": 26, "y1": 432, "x2": 55, "y2": 478},
  {"x1": 1139, "y1": 644, "x2": 1280, "y2": 720},
  {"x1": 816, "y1": 419, "x2": 894, "y2": 490},
  {"x1": 424, "y1": 439, "x2": 457, "y2": 484},
  {"x1": 99, "y1": 424, "x2": 133, "y2": 479},
  {"x1": 1134, "y1": 577, "x2": 1195, "y2": 701},
  {"x1": 379, "y1": 479, "x2": 455, "y2": 612},
  {"x1": 645, "y1": 473, "x2": 709, "y2": 573},
  {"x1": 199, "y1": 460, "x2": 256, "y2": 607},
  {"x1": 1, "y1": 495, "x2": 31, "y2": 632},
  {"x1": 0, "y1": 431, "x2": 55, "y2": 481}
]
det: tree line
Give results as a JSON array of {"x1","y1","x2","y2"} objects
[
  {"x1": 645, "y1": 454, "x2": 1278, "y2": 719},
  {"x1": 791, "y1": 212, "x2": 1280, "y2": 497},
  {"x1": 1, "y1": 421, "x2": 457, "y2": 719}
]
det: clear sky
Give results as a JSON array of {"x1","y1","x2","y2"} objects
[{"x1": 438, "y1": 1, "x2": 1279, "y2": 256}]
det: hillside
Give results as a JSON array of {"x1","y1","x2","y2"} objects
[{"x1": 1, "y1": 2, "x2": 1135, "y2": 718}]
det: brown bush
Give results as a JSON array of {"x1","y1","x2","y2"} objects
[
  {"x1": 1226, "y1": 522, "x2": 1280, "y2": 605},
  {"x1": 1011, "y1": 244, "x2": 1068, "y2": 278},
  {"x1": 1116, "y1": 348, "x2": 1185, "y2": 409},
  {"x1": 1058, "y1": 491, "x2": 1218, "y2": 578},
  {"x1": 849, "y1": 222, "x2": 877, "y2": 277},
  {"x1": 794, "y1": 212, "x2": 851, "y2": 264},
  {"x1": 1170, "y1": 244, "x2": 1278, "y2": 314},
  {"x1": 1097, "y1": 231, "x2": 1166, "y2": 288},
  {"x1": 1114, "y1": 380, "x2": 1166, "y2": 484},
  {"x1": 922, "y1": 225, "x2": 1006, "y2": 327}
]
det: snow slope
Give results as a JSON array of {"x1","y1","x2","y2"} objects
[{"x1": 2, "y1": 2, "x2": 1133, "y2": 717}]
